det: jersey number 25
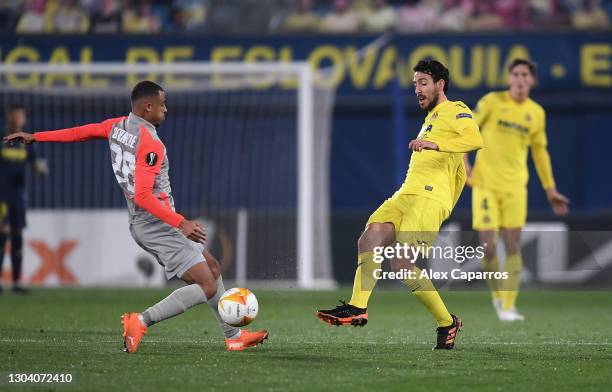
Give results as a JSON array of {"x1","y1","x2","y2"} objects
[{"x1": 110, "y1": 142, "x2": 136, "y2": 192}]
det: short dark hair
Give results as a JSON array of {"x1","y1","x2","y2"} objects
[
  {"x1": 413, "y1": 59, "x2": 450, "y2": 94},
  {"x1": 131, "y1": 80, "x2": 164, "y2": 103},
  {"x1": 509, "y1": 59, "x2": 536, "y2": 75},
  {"x1": 7, "y1": 103, "x2": 25, "y2": 112}
]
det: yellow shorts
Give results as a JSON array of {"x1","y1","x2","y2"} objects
[
  {"x1": 367, "y1": 193, "x2": 450, "y2": 246},
  {"x1": 472, "y1": 186, "x2": 527, "y2": 230}
]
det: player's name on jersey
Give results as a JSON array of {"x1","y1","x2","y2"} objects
[{"x1": 111, "y1": 126, "x2": 137, "y2": 148}]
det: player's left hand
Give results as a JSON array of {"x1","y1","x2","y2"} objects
[
  {"x1": 3, "y1": 132, "x2": 35, "y2": 145},
  {"x1": 409, "y1": 139, "x2": 438, "y2": 152},
  {"x1": 546, "y1": 188, "x2": 570, "y2": 216}
]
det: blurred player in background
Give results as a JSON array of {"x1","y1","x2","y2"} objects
[
  {"x1": 3, "y1": 81, "x2": 268, "y2": 352},
  {"x1": 317, "y1": 59, "x2": 483, "y2": 349},
  {"x1": 465, "y1": 59, "x2": 569, "y2": 322},
  {"x1": 0, "y1": 104, "x2": 48, "y2": 294}
]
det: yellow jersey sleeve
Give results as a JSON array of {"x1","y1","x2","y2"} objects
[
  {"x1": 530, "y1": 107, "x2": 556, "y2": 189},
  {"x1": 397, "y1": 100, "x2": 481, "y2": 212},
  {"x1": 426, "y1": 102, "x2": 483, "y2": 153}
]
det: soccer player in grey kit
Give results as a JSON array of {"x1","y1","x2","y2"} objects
[{"x1": 3, "y1": 81, "x2": 268, "y2": 352}]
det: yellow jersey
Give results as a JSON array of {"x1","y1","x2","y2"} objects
[
  {"x1": 398, "y1": 100, "x2": 483, "y2": 212},
  {"x1": 470, "y1": 91, "x2": 555, "y2": 192}
]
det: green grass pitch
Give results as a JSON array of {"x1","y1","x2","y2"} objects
[{"x1": 1, "y1": 289, "x2": 611, "y2": 391}]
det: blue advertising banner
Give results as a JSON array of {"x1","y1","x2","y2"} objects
[
  {"x1": 0, "y1": 33, "x2": 610, "y2": 213},
  {"x1": 0, "y1": 33, "x2": 610, "y2": 94}
]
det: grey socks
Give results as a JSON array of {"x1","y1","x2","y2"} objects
[
  {"x1": 207, "y1": 277, "x2": 241, "y2": 339},
  {"x1": 141, "y1": 284, "x2": 207, "y2": 326},
  {"x1": 140, "y1": 277, "x2": 240, "y2": 340}
]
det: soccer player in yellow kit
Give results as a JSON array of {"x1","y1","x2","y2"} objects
[
  {"x1": 316, "y1": 59, "x2": 483, "y2": 349},
  {"x1": 465, "y1": 59, "x2": 569, "y2": 322}
]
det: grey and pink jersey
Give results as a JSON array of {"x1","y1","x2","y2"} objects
[{"x1": 34, "y1": 113, "x2": 184, "y2": 228}]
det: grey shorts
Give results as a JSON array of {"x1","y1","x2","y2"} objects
[{"x1": 129, "y1": 220, "x2": 206, "y2": 280}]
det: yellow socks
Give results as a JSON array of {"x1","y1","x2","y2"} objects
[
  {"x1": 403, "y1": 266, "x2": 453, "y2": 327},
  {"x1": 481, "y1": 256, "x2": 501, "y2": 302},
  {"x1": 501, "y1": 253, "x2": 522, "y2": 310},
  {"x1": 348, "y1": 254, "x2": 454, "y2": 328},
  {"x1": 348, "y1": 252, "x2": 378, "y2": 309}
]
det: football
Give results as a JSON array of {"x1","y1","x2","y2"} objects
[{"x1": 217, "y1": 288, "x2": 259, "y2": 327}]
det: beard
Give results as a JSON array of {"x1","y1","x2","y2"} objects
[{"x1": 423, "y1": 91, "x2": 440, "y2": 112}]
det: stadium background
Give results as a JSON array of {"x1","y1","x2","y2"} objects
[{"x1": 0, "y1": 0, "x2": 611, "y2": 287}]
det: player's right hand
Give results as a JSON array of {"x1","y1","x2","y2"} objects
[
  {"x1": 3, "y1": 132, "x2": 35, "y2": 144},
  {"x1": 546, "y1": 188, "x2": 570, "y2": 216},
  {"x1": 179, "y1": 219, "x2": 207, "y2": 244},
  {"x1": 408, "y1": 139, "x2": 438, "y2": 152}
]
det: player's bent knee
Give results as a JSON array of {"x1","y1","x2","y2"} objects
[
  {"x1": 505, "y1": 247, "x2": 521, "y2": 257},
  {"x1": 180, "y1": 261, "x2": 217, "y2": 299},
  {"x1": 502, "y1": 230, "x2": 522, "y2": 255},
  {"x1": 199, "y1": 283, "x2": 217, "y2": 300},
  {"x1": 483, "y1": 245, "x2": 497, "y2": 260},
  {"x1": 207, "y1": 258, "x2": 221, "y2": 280},
  {"x1": 358, "y1": 226, "x2": 395, "y2": 253}
]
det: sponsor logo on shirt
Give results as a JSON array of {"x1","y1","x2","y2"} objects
[{"x1": 497, "y1": 119, "x2": 529, "y2": 134}]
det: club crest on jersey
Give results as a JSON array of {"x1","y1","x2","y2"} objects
[{"x1": 146, "y1": 152, "x2": 158, "y2": 166}]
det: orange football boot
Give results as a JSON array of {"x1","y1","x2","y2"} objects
[
  {"x1": 121, "y1": 313, "x2": 147, "y2": 353},
  {"x1": 225, "y1": 329, "x2": 269, "y2": 351}
]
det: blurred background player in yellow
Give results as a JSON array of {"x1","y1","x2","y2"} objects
[
  {"x1": 317, "y1": 59, "x2": 483, "y2": 350},
  {"x1": 0, "y1": 104, "x2": 48, "y2": 294},
  {"x1": 464, "y1": 59, "x2": 569, "y2": 322}
]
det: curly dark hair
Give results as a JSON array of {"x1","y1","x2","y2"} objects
[{"x1": 413, "y1": 59, "x2": 450, "y2": 94}]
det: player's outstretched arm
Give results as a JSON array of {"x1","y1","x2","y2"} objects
[
  {"x1": 6, "y1": 117, "x2": 127, "y2": 145},
  {"x1": 3, "y1": 132, "x2": 35, "y2": 144}
]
